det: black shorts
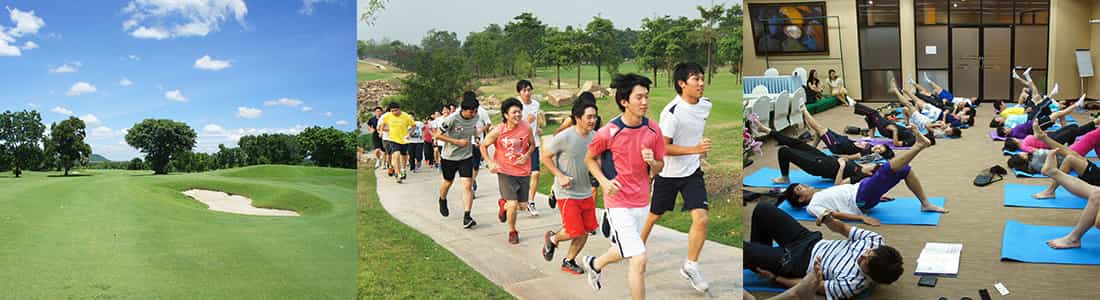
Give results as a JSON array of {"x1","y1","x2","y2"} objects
[
  {"x1": 471, "y1": 144, "x2": 482, "y2": 166},
  {"x1": 385, "y1": 141, "x2": 408, "y2": 155},
  {"x1": 441, "y1": 158, "x2": 474, "y2": 181},
  {"x1": 650, "y1": 168, "x2": 709, "y2": 215},
  {"x1": 1080, "y1": 162, "x2": 1100, "y2": 185},
  {"x1": 373, "y1": 136, "x2": 384, "y2": 150}
]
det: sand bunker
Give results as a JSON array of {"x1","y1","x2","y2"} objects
[{"x1": 182, "y1": 189, "x2": 300, "y2": 217}]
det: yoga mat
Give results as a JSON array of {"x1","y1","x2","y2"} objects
[
  {"x1": 1001, "y1": 220, "x2": 1100, "y2": 265},
  {"x1": 742, "y1": 269, "x2": 872, "y2": 297},
  {"x1": 857, "y1": 138, "x2": 913, "y2": 150},
  {"x1": 1002, "y1": 149, "x2": 1097, "y2": 158},
  {"x1": 743, "y1": 168, "x2": 833, "y2": 188},
  {"x1": 777, "y1": 197, "x2": 947, "y2": 225},
  {"x1": 1003, "y1": 183, "x2": 1086, "y2": 209},
  {"x1": 1012, "y1": 169, "x2": 1079, "y2": 178},
  {"x1": 990, "y1": 130, "x2": 1007, "y2": 141},
  {"x1": 873, "y1": 127, "x2": 928, "y2": 139}
]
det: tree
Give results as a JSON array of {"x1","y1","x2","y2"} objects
[
  {"x1": 636, "y1": 17, "x2": 673, "y2": 87},
  {"x1": 299, "y1": 126, "x2": 356, "y2": 168},
  {"x1": 0, "y1": 110, "x2": 46, "y2": 177},
  {"x1": 504, "y1": 12, "x2": 548, "y2": 78},
  {"x1": 239, "y1": 134, "x2": 305, "y2": 166},
  {"x1": 586, "y1": 17, "x2": 622, "y2": 86},
  {"x1": 214, "y1": 144, "x2": 244, "y2": 169},
  {"x1": 125, "y1": 119, "x2": 197, "y2": 175},
  {"x1": 359, "y1": 0, "x2": 388, "y2": 25},
  {"x1": 128, "y1": 158, "x2": 145, "y2": 170},
  {"x1": 357, "y1": 40, "x2": 368, "y2": 60},
  {"x1": 464, "y1": 24, "x2": 506, "y2": 78},
  {"x1": 399, "y1": 48, "x2": 470, "y2": 118},
  {"x1": 48, "y1": 117, "x2": 93, "y2": 176},
  {"x1": 698, "y1": 4, "x2": 726, "y2": 84},
  {"x1": 718, "y1": 4, "x2": 744, "y2": 78}
]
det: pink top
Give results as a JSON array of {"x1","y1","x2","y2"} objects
[
  {"x1": 493, "y1": 121, "x2": 533, "y2": 177},
  {"x1": 1019, "y1": 135, "x2": 1049, "y2": 153},
  {"x1": 587, "y1": 118, "x2": 666, "y2": 208}
]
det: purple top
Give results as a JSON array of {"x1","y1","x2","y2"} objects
[{"x1": 1009, "y1": 120, "x2": 1033, "y2": 140}]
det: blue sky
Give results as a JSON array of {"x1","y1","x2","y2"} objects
[{"x1": 1, "y1": 0, "x2": 355, "y2": 161}]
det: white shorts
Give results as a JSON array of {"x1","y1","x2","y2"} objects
[
  {"x1": 908, "y1": 111, "x2": 933, "y2": 130},
  {"x1": 607, "y1": 206, "x2": 650, "y2": 258}
]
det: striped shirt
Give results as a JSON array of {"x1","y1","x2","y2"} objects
[{"x1": 808, "y1": 227, "x2": 884, "y2": 300}]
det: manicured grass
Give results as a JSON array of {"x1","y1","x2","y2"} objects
[
  {"x1": 357, "y1": 163, "x2": 512, "y2": 299},
  {"x1": 357, "y1": 61, "x2": 406, "y2": 82},
  {"x1": 0, "y1": 165, "x2": 355, "y2": 299},
  {"x1": 481, "y1": 63, "x2": 742, "y2": 247}
]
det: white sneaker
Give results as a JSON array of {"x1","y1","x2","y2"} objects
[
  {"x1": 583, "y1": 256, "x2": 602, "y2": 291},
  {"x1": 1050, "y1": 83, "x2": 1060, "y2": 98},
  {"x1": 680, "y1": 262, "x2": 710, "y2": 293},
  {"x1": 374, "y1": 160, "x2": 380, "y2": 169},
  {"x1": 527, "y1": 201, "x2": 539, "y2": 217}
]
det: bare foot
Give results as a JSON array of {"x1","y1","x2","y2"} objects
[
  {"x1": 751, "y1": 118, "x2": 772, "y2": 135},
  {"x1": 772, "y1": 177, "x2": 790, "y2": 184},
  {"x1": 1032, "y1": 190, "x2": 1057, "y2": 199},
  {"x1": 1047, "y1": 236, "x2": 1082, "y2": 249},
  {"x1": 792, "y1": 257, "x2": 823, "y2": 300},
  {"x1": 910, "y1": 124, "x2": 932, "y2": 148},
  {"x1": 921, "y1": 203, "x2": 949, "y2": 213},
  {"x1": 1041, "y1": 148, "x2": 1062, "y2": 176}
]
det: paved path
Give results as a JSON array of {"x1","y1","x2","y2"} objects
[{"x1": 375, "y1": 166, "x2": 742, "y2": 299}]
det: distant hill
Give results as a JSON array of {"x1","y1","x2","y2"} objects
[{"x1": 89, "y1": 154, "x2": 111, "y2": 162}]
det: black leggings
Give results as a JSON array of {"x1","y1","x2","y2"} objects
[
  {"x1": 778, "y1": 147, "x2": 839, "y2": 178},
  {"x1": 744, "y1": 204, "x2": 822, "y2": 277},
  {"x1": 1051, "y1": 123, "x2": 1098, "y2": 145},
  {"x1": 854, "y1": 103, "x2": 915, "y2": 146}
]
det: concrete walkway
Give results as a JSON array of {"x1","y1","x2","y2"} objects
[{"x1": 374, "y1": 166, "x2": 742, "y2": 299}]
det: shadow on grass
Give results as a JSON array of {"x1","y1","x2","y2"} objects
[{"x1": 46, "y1": 174, "x2": 94, "y2": 178}]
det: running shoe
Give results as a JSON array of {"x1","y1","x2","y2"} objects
[
  {"x1": 561, "y1": 258, "x2": 585, "y2": 275},
  {"x1": 463, "y1": 216, "x2": 477, "y2": 229},
  {"x1": 548, "y1": 192, "x2": 557, "y2": 209},
  {"x1": 508, "y1": 230, "x2": 519, "y2": 244},
  {"x1": 680, "y1": 262, "x2": 710, "y2": 292},
  {"x1": 583, "y1": 255, "x2": 601, "y2": 291},
  {"x1": 527, "y1": 201, "x2": 539, "y2": 217},
  {"x1": 541, "y1": 230, "x2": 557, "y2": 261},
  {"x1": 498, "y1": 199, "x2": 507, "y2": 223},
  {"x1": 439, "y1": 198, "x2": 449, "y2": 217}
]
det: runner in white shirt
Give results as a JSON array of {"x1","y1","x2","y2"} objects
[{"x1": 517, "y1": 79, "x2": 544, "y2": 216}]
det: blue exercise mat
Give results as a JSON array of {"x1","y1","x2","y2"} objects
[
  {"x1": 1003, "y1": 183, "x2": 1086, "y2": 209},
  {"x1": 1002, "y1": 149, "x2": 1097, "y2": 158},
  {"x1": 743, "y1": 168, "x2": 833, "y2": 188},
  {"x1": 1012, "y1": 169, "x2": 1079, "y2": 178},
  {"x1": 777, "y1": 197, "x2": 946, "y2": 225},
  {"x1": 1002, "y1": 220, "x2": 1100, "y2": 265},
  {"x1": 743, "y1": 269, "x2": 872, "y2": 297}
]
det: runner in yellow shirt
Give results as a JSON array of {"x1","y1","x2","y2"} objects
[{"x1": 381, "y1": 102, "x2": 416, "y2": 183}]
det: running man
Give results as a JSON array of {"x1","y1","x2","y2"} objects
[
  {"x1": 639, "y1": 62, "x2": 713, "y2": 292},
  {"x1": 366, "y1": 106, "x2": 385, "y2": 169},
  {"x1": 517, "y1": 79, "x2": 545, "y2": 216},
  {"x1": 540, "y1": 99, "x2": 599, "y2": 275},
  {"x1": 434, "y1": 94, "x2": 482, "y2": 228},
  {"x1": 581, "y1": 73, "x2": 666, "y2": 300},
  {"x1": 481, "y1": 98, "x2": 536, "y2": 244},
  {"x1": 380, "y1": 102, "x2": 416, "y2": 183}
]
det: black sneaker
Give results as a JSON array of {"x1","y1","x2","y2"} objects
[
  {"x1": 797, "y1": 131, "x2": 813, "y2": 143},
  {"x1": 561, "y1": 258, "x2": 584, "y2": 275},
  {"x1": 439, "y1": 199, "x2": 449, "y2": 217},
  {"x1": 463, "y1": 216, "x2": 477, "y2": 229},
  {"x1": 472, "y1": 181, "x2": 478, "y2": 192},
  {"x1": 541, "y1": 230, "x2": 557, "y2": 261},
  {"x1": 548, "y1": 192, "x2": 557, "y2": 209}
]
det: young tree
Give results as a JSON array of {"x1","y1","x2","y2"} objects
[
  {"x1": 48, "y1": 117, "x2": 93, "y2": 176},
  {"x1": 0, "y1": 110, "x2": 46, "y2": 177},
  {"x1": 505, "y1": 12, "x2": 547, "y2": 78},
  {"x1": 128, "y1": 157, "x2": 145, "y2": 170},
  {"x1": 586, "y1": 16, "x2": 622, "y2": 86},
  {"x1": 698, "y1": 4, "x2": 726, "y2": 84},
  {"x1": 299, "y1": 126, "x2": 356, "y2": 168},
  {"x1": 125, "y1": 119, "x2": 197, "y2": 175}
]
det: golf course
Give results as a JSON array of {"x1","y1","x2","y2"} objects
[{"x1": 0, "y1": 165, "x2": 355, "y2": 299}]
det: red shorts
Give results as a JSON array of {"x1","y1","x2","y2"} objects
[{"x1": 558, "y1": 197, "x2": 598, "y2": 237}]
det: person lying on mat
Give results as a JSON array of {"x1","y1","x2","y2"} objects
[
  {"x1": 995, "y1": 94, "x2": 1086, "y2": 138},
  {"x1": 781, "y1": 125, "x2": 947, "y2": 226},
  {"x1": 779, "y1": 107, "x2": 895, "y2": 161},
  {"x1": 854, "y1": 101, "x2": 935, "y2": 147},
  {"x1": 743, "y1": 257, "x2": 825, "y2": 300},
  {"x1": 1003, "y1": 115, "x2": 1099, "y2": 153},
  {"x1": 1027, "y1": 122, "x2": 1100, "y2": 204},
  {"x1": 745, "y1": 203, "x2": 903, "y2": 299},
  {"x1": 1035, "y1": 147, "x2": 1100, "y2": 249},
  {"x1": 1008, "y1": 120, "x2": 1100, "y2": 175},
  {"x1": 750, "y1": 117, "x2": 878, "y2": 186},
  {"x1": 888, "y1": 80, "x2": 962, "y2": 139}
]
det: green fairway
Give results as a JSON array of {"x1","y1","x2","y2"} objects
[
  {"x1": 357, "y1": 163, "x2": 512, "y2": 299},
  {"x1": 0, "y1": 165, "x2": 355, "y2": 299},
  {"x1": 357, "y1": 61, "x2": 406, "y2": 82},
  {"x1": 480, "y1": 62, "x2": 742, "y2": 247}
]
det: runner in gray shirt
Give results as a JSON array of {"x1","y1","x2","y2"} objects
[
  {"x1": 540, "y1": 97, "x2": 600, "y2": 275},
  {"x1": 433, "y1": 93, "x2": 482, "y2": 229}
]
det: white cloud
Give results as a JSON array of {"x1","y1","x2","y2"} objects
[
  {"x1": 263, "y1": 97, "x2": 303, "y2": 107},
  {"x1": 203, "y1": 123, "x2": 225, "y2": 134},
  {"x1": 90, "y1": 126, "x2": 114, "y2": 138},
  {"x1": 131, "y1": 26, "x2": 169, "y2": 39},
  {"x1": 323, "y1": 111, "x2": 333, "y2": 117},
  {"x1": 0, "y1": 7, "x2": 45, "y2": 56},
  {"x1": 194, "y1": 54, "x2": 231, "y2": 70},
  {"x1": 195, "y1": 124, "x2": 308, "y2": 153},
  {"x1": 66, "y1": 81, "x2": 96, "y2": 96},
  {"x1": 122, "y1": 0, "x2": 247, "y2": 39},
  {"x1": 165, "y1": 89, "x2": 187, "y2": 102},
  {"x1": 299, "y1": 0, "x2": 336, "y2": 15},
  {"x1": 127, "y1": 54, "x2": 140, "y2": 61},
  {"x1": 236, "y1": 106, "x2": 262, "y2": 119},
  {"x1": 79, "y1": 114, "x2": 101, "y2": 126},
  {"x1": 119, "y1": 77, "x2": 133, "y2": 86},
  {"x1": 49, "y1": 61, "x2": 81, "y2": 73},
  {"x1": 26, "y1": 102, "x2": 37, "y2": 108},
  {"x1": 335, "y1": 120, "x2": 349, "y2": 126},
  {"x1": 50, "y1": 106, "x2": 73, "y2": 115},
  {"x1": 301, "y1": 106, "x2": 312, "y2": 112}
]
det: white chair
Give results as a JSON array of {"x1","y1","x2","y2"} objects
[
  {"x1": 792, "y1": 67, "x2": 808, "y2": 84},
  {"x1": 751, "y1": 85, "x2": 770, "y2": 96},
  {"x1": 764, "y1": 68, "x2": 780, "y2": 76},
  {"x1": 750, "y1": 94, "x2": 774, "y2": 136},
  {"x1": 789, "y1": 89, "x2": 807, "y2": 127},
  {"x1": 773, "y1": 92, "x2": 792, "y2": 131}
]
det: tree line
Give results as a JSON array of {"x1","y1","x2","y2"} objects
[{"x1": 0, "y1": 110, "x2": 358, "y2": 177}]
